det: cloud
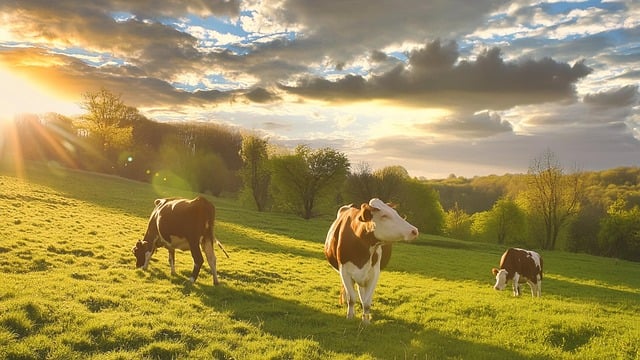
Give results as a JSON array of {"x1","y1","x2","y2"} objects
[
  {"x1": 583, "y1": 85, "x2": 639, "y2": 108},
  {"x1": 280, "y1": 40, "x2": 592, "y2": 111},
  {"x1": 416, "y1": 110, "x2": 513, "y2": 138},
  {"x1": 0, "y1": 47, "x2": 236, "y2": 108},
  {"x1": 243, "y1": 87, "x2": 280, "y2": 103}
]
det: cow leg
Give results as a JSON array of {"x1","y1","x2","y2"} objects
[
  {"x1": 537, "y1": 278, "x2": 542, "y2": 297},
  {"x1": 512, "y1": 273, "x2": 521, "y2": 296},
  {"x1": 358, "y1": 270, "x2": 381, "y2": 324},
  {"x1": 188, "y1": 241, "x2": 205, "y2": 283},
  {"x1": 339, "y1": 270, "x2": 358, "y2": 319},
  {"x1": 531, "y1": 277, "x2": 542, "y2": 297},
  {"x1": 202, "y1": 240, "x2": 219, "y2": 286},
  {"x1": 168, "y1": 248, "x2": 176, "y2": 275}
]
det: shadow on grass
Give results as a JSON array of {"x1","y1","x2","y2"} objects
[
  {"x1": 543, "y1": 276, "x2": 640, "y2": 309},
  {"x1": 183, "y1": 283, "x2": 542, "y2": 359}
]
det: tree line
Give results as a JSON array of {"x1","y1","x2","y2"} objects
[{"x1": 1, "y1": 89, "x2": 638, "y2": 261}]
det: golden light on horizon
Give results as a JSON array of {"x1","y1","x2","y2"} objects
[{"x1": 0, "y1": 66, "x2": 82, "y2": 121}]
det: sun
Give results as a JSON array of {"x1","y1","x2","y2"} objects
[{"x1": 0, "y1": 66, "x2": 81, "y2": 122}]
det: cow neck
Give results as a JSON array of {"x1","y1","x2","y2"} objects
[
  {"x1": 352, "y1": 219, "x2": 383, "y2": 248},
  {"x1": 500, "y1": 267, "x2": 515, "y2": 281}
]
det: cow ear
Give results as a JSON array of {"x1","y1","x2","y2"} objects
[
  {"x1": 358, "y1": 203, "x2": 374, "y2": 222},
  {"x1": 492, "y1": 268, "x2": 499, "y2": 276}
]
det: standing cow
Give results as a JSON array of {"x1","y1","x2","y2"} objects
[
  {"x1": 492, "y1": 247, "x2": 543, "y2": 297},
  {"x1": 324, "y1": 198, "x2": 419, "y2": 323},
  {"x1": 132, "y1": 196, "x2": 228, "y2": 285}
]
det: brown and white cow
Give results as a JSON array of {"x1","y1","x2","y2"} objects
[
  {"x1": 132, "y1": 196, "x2": 229, "y2": 285},
  {"x1": 324, "y1": 198, "x2": 419, "y2": 323},
  {"x1": 492, "y1": 248, "x2": 543, "y2": 297}
]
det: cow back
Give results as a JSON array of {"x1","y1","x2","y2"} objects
[{"x1": 155, "y1": 196, "x2": 215, "y2": 247}]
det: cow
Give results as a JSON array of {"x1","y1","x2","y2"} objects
[
  {"x1": 132, "y1": 196, "x2": 229, "y2": 285},
  {"x1": 492, "y1": 248, "x2": 543, "y2": 297},
  {"x1": 324, "y1": 198, "x2": 419, "y2": 323}
]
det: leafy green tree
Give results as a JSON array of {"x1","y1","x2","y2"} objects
[
  {"x1": 598, "y1": 198, "x2": 640, "y2": 261},
  {"x1": 240, "y1": 135, "x2": 271, "y2": 211},
  {"x1": 470, "y1": 211, "x2": 492, "y2": 242},
  {"x1": 271, "y1": 145, "x2": 349, "y2": 219},
  {"x1": 401, "y1": 178, "x2": 445, "y2": 235},
  {"x1": 343, "y1": 162, "x2": 377, "y2": 205},
  {"x1": 444, "y1": 202, "x2": 471, "y2": 240},
  {"x1": 373, "y1": 165, "x2": 410, "y2": 202},
  {"x1": 492, "y1": 197, "x2": 526, "y2": 245},
  {"x1": 567, "y1": 196, "x2": 606, "y2": 254},
  {"x1": 526, "y1": 149, "x2": 584, "y2": 250}
]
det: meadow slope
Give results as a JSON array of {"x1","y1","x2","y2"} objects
[{"x1": 0, "y1": 162, "x2": 639, "y2": 359}]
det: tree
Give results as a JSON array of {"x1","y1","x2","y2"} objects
[
  {"x1": 271, "y1": 145, "x2": 349, "y2": 219},
  {"x1": 444, "y1": 202, "x2": 471, "y2": 239},
  {"x1": 343, "y1": 162, "x2": 378, "y2": 205},
  {"x1": 77, "y1": 88, "x2": 133, "y2": 171},
  {"x1": 240, "y1": 135, "x2": 271, "y2": 211},
  {"x1": 527, "y1": 149, "x2": 584, "y2": 250},
  {"x1": 492, "y1": 197, "x2": 526, "y2": 245},
  {"x1": 598, "y1": 198, "x2": 640, "y2": 261},
  {"x1": 401, "y1": 178, "x2": 445, "y2": 235},
  {"x1": 373, "y1": 165, "x2": 410, "y2": 202},
  {"x1": 472, "y1": 197, "x2": 526, "y2": 244}
]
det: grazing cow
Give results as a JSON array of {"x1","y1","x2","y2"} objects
[
  {"x1": 492, "y1": 248, "x2": 543, "y2": 297},
  {"x1": 324, "y1": 198, "x2": 419, "y2": 323},
  {"x1": 132, "y1": 196, "x2": 229, "y2": 285}
]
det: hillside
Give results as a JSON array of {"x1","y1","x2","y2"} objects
[{"x1": 0, "y1": 163, "x2": 639, "y2": 359}]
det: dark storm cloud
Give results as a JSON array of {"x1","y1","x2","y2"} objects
[{"x1": 281, "y1": 41, "x2": 592, "y2": 110}]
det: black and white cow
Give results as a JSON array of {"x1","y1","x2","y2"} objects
[
  {"x1": 132, "y1": 196, "x2": 228, "y2": 285},
  {"x1": 492, "y1": 248, "x2": 543, "y2": 297}
]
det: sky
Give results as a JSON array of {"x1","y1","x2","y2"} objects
[{"x1": 0, "y1": 0, "x2": 638, "y2": 179}]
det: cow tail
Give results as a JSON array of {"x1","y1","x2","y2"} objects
[
  {"x1": 216, "y1": 237, "x2": 230, "y2": 258},
  {"x1": 210, "y1": 215, "x2": 230, "y2": 259}
]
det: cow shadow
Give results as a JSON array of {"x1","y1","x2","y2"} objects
[{"x1": 176, "y1": 282, "x2": 541, "y2": 359}]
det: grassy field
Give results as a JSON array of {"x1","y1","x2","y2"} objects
[{"x1": 0, "y1": 162, "x2": 639, "y2": 359}]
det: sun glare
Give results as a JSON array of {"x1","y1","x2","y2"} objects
[{"x1": 0, "y1": 66, "x2": 81, "y2": 122}]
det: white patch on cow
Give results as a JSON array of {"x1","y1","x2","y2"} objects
[
  {"x1": 494, "y1": 269, "x2": 508, "y2": 290},
  {"x1": 528, "y1": 250, "x2": 542, "y2": 269},
  {"x1": 143, "y1": 251, "x2": 152, "y2": 269},
  {"x1": 168, "y1": 235, "x2": 191, "y2": 251},
  {"x1": 339, "y1": 245, "x2": 383, "y2": 323},
  {"x1": 368, "y1": 198, "x2": 419, "y2": 242}
]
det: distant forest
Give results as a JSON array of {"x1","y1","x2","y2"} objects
[{"x1": 1, "y1": 89, "x2": 639, "y2": 261}]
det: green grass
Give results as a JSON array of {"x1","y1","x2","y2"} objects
[{"x1": 1, "y1": 162, "x2": 639, "y2": 359}]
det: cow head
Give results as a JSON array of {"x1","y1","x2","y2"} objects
[
  {"x1": 492, "y1": 268, "x2": 508, "y2": 290},
  {"x1": 132, "y1": 240, "x2": 153, "y2": 269},
  {"x1": 362, "y1": 198, "x2": 419, "y2": 242}
]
